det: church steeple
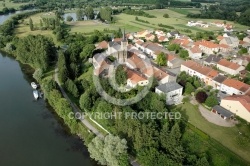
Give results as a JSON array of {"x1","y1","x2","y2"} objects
[{"x1": 122, "y1": 29, "x2": 127, "y2": 42}]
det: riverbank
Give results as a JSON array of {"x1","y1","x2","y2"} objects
[{"x1": 0, "y1": 50, "x2": 98, "y2": 166}]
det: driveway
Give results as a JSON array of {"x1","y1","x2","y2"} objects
[
  {"x1": 199, "y1": 105, "x2": 235, "y2": 127},
  {"x1": 190, "y1": 97, "x2": 235, "y2": 127}
]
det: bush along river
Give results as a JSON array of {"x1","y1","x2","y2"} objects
[{"x1": 0, "y1": 11, "x2": 97, "y2": 166}]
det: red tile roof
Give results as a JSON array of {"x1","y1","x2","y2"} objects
[
  {"x1": 96, "y1": 41, "x2": 108, "y2": 49},
  {"x1": 126, "y1": 68, "x2": 147, "y2": 84},
  {"x1": 182, "y1": 60, "x2": 218, "y2": 78},
  {"x1": 217, "y1": 59, "x2": 241, "y2": 70},
  {"x1": 222, "y1": 78, "x2": 250, "y2": 92},
  {"x1": 196, "y1": 40, "x2": 219, "y2": 48},
  {"x1": 222, "y1": 95, "x2": 250, "y2": 113},
  {"x1": 190, "y1": 45, "x2": 202, "y2": 53},
  {"x1": 217, "y1": 35, "x2": 224, "y2": 41},
  {"x1": 167, "y1": 54, "x2": 176, "y2": 61}
]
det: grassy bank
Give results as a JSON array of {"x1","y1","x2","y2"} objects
[{"x1": 179, "y1": 102, "x2": 250, "y2": 164}]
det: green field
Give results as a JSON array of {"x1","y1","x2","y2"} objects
[
  {"x1": 168, "y1": 8, "x2": 200, "y2": 15},
  {"x1": 0, "y1": 1, "x2": 30, "y2": 10},
  {"x1": 15, "y1": 9, "x2": 249, "y2": 41},
  {"x1": 179, "y1": 102, "x2": 250, "y2": 164},
  {"x1": 15, "y1": 12, "x2": 59, "y2": 44}
]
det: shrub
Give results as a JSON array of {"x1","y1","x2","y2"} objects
[{"x1": 195, "y1": 91, "x2": 208, "y2": 103}]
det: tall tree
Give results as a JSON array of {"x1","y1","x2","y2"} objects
[
  {"x1": 76, "y1": 9, "x2": 84, "y2": 21},
  {"x1": 88, "y1": 135, "x2": 129, "y2": 166},
  {"x1": 85, "y1": 6, "x2": 94, "y2": 20},
  {"x1": 29, "y1": 18, "x2": 34, "y2": 31},
  {"x1": 156, "y1": 52, "x2": 167, "y2": 66}
]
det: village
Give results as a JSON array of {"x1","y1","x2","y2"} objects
[{"x1": 93, "y1": 28, "x2": 250, "y2": 124}]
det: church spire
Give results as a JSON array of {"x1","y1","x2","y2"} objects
[{"x1": 122, "y1": 29, "x2": 127, "y2": 42}]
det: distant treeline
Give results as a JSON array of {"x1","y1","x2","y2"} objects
[
  {"x1": 0, "y1": 4, "x2": 35, "y2": 15},
  {"x1": 187, "y1": 1, "x2": 250, "y2": 26},
  {"x1": 123, "y1": 9, "x2": 156, "y2": 18},
  {"x1": 191, "y1": 0, "x2": 217, "y2": 3},
  {"x1": 158, "y1": 23, "x2": 174, "y2": 29}
]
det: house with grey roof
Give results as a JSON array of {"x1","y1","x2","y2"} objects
[
  {"x1": 155, "y1": 82, "x2": 183, "y2": 105},
  {"x1": 219, "y1": 36, "x2": 239, "y2": 48},
  {"x1": 212, "y1": 105, "x2": 234, "y2": 120},
  {"x1": 212, "y1": 74, "x2": 227, "y2": 90},
  {"x1": 203, "y1": 55, "x2": 222, "y2": 66}
]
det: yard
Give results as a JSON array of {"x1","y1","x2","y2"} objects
[{"x1": 179, "y1": 102, "x2": 250, "y2": 163}]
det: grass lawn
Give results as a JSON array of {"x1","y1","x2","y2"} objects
[
  {"x1": 179, "y1": 102, "x2": 250, "y2": 163},
  {"x1": 0, "y1": 1, "x2": 30, "y2": 10},
  {"x1": 14, "y1": 12, "x2": 60, "y2": 45}
]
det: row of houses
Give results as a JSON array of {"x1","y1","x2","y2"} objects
[{"x1": 181, "y1": 60, "x2": 250, "y2": 95}]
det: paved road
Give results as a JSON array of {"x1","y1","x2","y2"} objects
[
  {"x1": 54, "y1": 68, "x2": 140, "y2": 166},
  {"x1": 54, "y1": 68, "x2": 104, "y2": 139}
]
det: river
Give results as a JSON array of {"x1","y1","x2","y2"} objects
[{"x1": 0, "y1": 11, "x2": 96, "y2": 166}]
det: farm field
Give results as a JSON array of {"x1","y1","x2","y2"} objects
[
  {"x1": 0, "y1": 1, "x2": 30, "y2": 10},
  {"x1": 179, "y1": 102, "x2": 250, "y2": 164}
]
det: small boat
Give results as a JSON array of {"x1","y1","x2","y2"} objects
[
  {"x1": 31, "y1": 82, "x2": 38, "y2": 89},
  {"x1": 33, "y1": 90, "x2": 39, "y2": 100}
]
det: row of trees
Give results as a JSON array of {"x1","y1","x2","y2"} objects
[
  {"x1": 187, "y1": 1, "x2": 250, "y2": 26},
  {"x1": 15, "y1": 35, "x2": 56, "y2": 71}
]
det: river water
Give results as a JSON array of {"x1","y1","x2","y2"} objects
[{"x1": 0, "y1": 12, "x2": 96, "y2": 166}]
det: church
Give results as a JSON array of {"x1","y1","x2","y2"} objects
[{"x1": 106, "y1": 30, "x2": 128, "y2": 64}]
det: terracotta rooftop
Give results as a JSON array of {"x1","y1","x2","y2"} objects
[
  {"x1": 182, "y1": 60, "x2": 218, "y2": 78},
  {"x1": 190, "y1": 45, "x2": 202, "y2": 53},
  {"x1": 196, "y1": 40, "x2": 219, "y2": 48},
  {"x1": 222, "y1": 95, "x2": 250, "y2": 113},
  {"x1": 167, "y1": 54, "x2": 176, "y2": 61},
  {"x1": 217, "y1": 35, "x2": 224, "y2": 41},
  {"x1": 126, "y1": 68, "x2": 147, "y2": 84},
  {"x1": 206, "y1": 70, "x2": 219, "y2": 78},
  {"x1": 96, "y1": 41, "x2": 108, "y2": 49},
  {"x1": 217, "y1": 59, "x2": 241, "y2": 70},
  {"x1": 219, "y1": 44, "x2": 229, "y2": 48},
  {"x1": 222, "y1": 78, "x2": 250, "y2": 92}
]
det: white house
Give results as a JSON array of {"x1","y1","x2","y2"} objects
[
  {"x1": 155, "y1": 82, "x2": 183, "y2": 105},
  {"x1": 220, "y1": 95, "x2": 250, "y2": 123},
  {"x1": 195, "y1": 40, "x2": 220, "y2": 55},
  {"x1": 188, "y1": 45, "x2": 202, "y2": 59},
  {"x1": 127, "y1": 69, "x2": 149, "y2": 88},
  {"x1": 220, "y1": 78, "x2": 250, "y2": 95},
  {"x1": 216, "y1": 59, "x2": 245, "y2": 75}
]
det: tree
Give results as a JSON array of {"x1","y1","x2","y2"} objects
[
  {"x1": 88, "y1": 135, "x2": 129, "y2": 166},
  {"x1": 195, "y1": 157, "x2": 209, "y2": 166},
  {"x1": 195, "y1": 91, "x2": 208, "y2": 103},
  {"x1": 76, "y1": 9, "x2": 84, "y2": 21},
  {"x1": 85, "y1": 6, "x2": 94, "y2": 20},
  {"x1": 66, "y1": 15, "x2": 73, "y2": 22},
  {"x1": 65, "y1": 79, "x2": 79, "y2": 97},
  {"x1": 180, "y1": 50, "x2": 189, "y2": 59},
  {"x1": 16, "y1": 35, "x2": 56, "y2": 71},
  {"x1": 29, "y1": 18, "x2": 34, "y2": 31},
  {"x1": 115, "y1": 65, "x2": 127, "y2": 86},
  {"x1": 193, "y1": 80, "x2": 201, "y2": 88},
  {"x1": 156, "y1": 52, "x2": 167, "y2": 66},
  {"x1": 80, "y1": 44, "x2": 95, "y2": 60},
  {"x1": 246, "y1": 62, "x2": 250, "y2": 71},
  {"x1": 79, "y1": 91, "x2": 92, "y2": 111},
  {"x1": 33, "y1": 68, "x2": 44, "y2": 81},
  {"x1": 238, "y1": 47, "x2": 248, "y2": 55},
  {"x1": 100, "y1": 7, "x2": 112, "y2": 22},
  {"x1": 185, "y1": 82, "x2": 195, "y2": 94},
  {"x1": 163, "y1": 13, "x2": 169, "y2": 18},
  {"x1": 205, "y1": 95, "x2": 218, "y2": 107},
  {"x1": 167, "y1": 44, "x2": 180, "y2": 52}
]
